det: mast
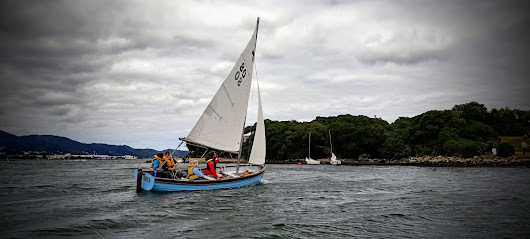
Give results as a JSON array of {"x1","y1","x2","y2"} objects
[
  {"x1": 237, "y1": 17, "x2": 260, "y2": 173},
  {"x1": 309, "y1": 132, "x2": 311, "y2": 159},
  {"x1": 236, "y1": 116, "x2": 246, "y2": 173},
  {"x1": 329, "y1": 130, "x2": 333, "y2": 155}
]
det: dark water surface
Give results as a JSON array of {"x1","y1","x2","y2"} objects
[{"x1": 0, "y1": 160, "x2": 529, "y2": 238}]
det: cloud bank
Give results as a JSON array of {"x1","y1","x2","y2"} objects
[{"x1": 0, "y1": 0, "x2": 528, "y2": 149}]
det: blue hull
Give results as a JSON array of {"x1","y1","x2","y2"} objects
[
  {"x1": 135, "y1": 165, "x2": 265, "y2": 192},
  {"x1": 152, "y1": 173, "x2": 263, "y2": 191}
]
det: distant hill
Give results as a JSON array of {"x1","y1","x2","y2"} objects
[{"x1": 0, "y1": 130, "x2": 188, "y2": 158}]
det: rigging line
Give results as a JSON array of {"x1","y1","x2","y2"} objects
[
  {"x1": 170, "y1": 141, "x2": 185, "y2": 172},
  {"x1": 200, "y1": 148, "x2": 209, "y2": 158},
  {"x1": 170, "y1": 141, "x2": 184, "y2": 158},
  {"x1": 254, "y1": 55, "x2": 261, "y2": 100},
  {"x1": 171, "y1": 141, "x2": 184, "y2": 154},
  {"x1": 247, "y1": 87, "x2": 253, "y2": 159},
  {"x1": 222, "y1": 83, "x2": 234, "y2": 106},
  {"x1": 249, "y1": 60, "x2": 254, "y2": 134},
  {"x1": 237, "y1": 115, "x2": 247, "y2": 173}
]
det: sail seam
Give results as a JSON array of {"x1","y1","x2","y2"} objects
[
  {"x1": 207, "y1": 104, "x2": 222, "y2": 119},
  {"x1": 222, "y1": 83, "x2": 234, "y2": 106}
]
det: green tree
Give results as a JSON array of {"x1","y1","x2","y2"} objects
[
  {"x1": 410, "y1": 110, "x2": 465, "y2": 154},
  {"x1": 443, "y1": 140, "x2": 460, "y2": 156},
  {"x1": 460, "y1": 120, "x2": 498, "y2": 143},
  {"x1": 452, "y1": 101, "x2": 489, "y2": 123},
  {"x1": 328, "y1": 115, "x2": 388, "y2": 158},
  {"x1": 460, "y1": 140, "x2": 482, "y2": 158},
  {"x1": 380, "y1": 128, "x2": 412, "y2": 159},
  {"x1": 186, "y1": 101, "x2": 528, "y2": 162},
  {"x1": 437, "y1": 127, "x2": 461, "y2": 155}
]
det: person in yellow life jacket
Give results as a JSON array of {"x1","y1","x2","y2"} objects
[
  {"x1": 149, "y1": 153, "x2": 165, "y2": 177},
  {"x1": 187, "y1": 159, "x2": 205, "y2": 180},
  {"x1": 163, "y1": 151, "x2": 177, "y2": 172}
]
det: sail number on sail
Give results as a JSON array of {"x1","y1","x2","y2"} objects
[{"x1": 234, "y1": 62, "x2": 247, "y2": 86}]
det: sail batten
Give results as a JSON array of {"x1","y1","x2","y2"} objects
[{"x1": 184, "y1": 19, "x2": 259, "y2": 153}]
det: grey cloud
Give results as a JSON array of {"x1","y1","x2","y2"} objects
[
  {"x1": 48, "y1": 105, "x2": 75, "y2": 117},
  {"x1": 0, "y1": 0, "x2": 528, "y2": 149}
]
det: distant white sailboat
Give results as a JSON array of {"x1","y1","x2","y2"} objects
[
  {"x1": 329, "y1": 130, "x2": 341, "y2": 165},
  {"x1": 305, "y1": 132, "x2": 321, "y2": 165},
  {"x1": 330, "y1": 152, "x2": 341, "y2": 165}
]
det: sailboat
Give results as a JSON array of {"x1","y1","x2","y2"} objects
[
  {"x1": 329, "y1": 130, "x2": 341, "y2": 165},
  {"x1": 134, "y1": 18, "x2": 266, "y2": 192},
  {"x1": 305, "y1": 132, "x2": 321, "y2": 165}
]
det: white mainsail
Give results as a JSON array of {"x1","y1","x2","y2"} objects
[
  {"x1": 249, "y1": 85, "x2": 265, "y2": 165},
  {"x1": 185, "y1": 19, "x2": 259, "y2": 153}
]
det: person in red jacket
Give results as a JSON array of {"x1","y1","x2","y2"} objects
[{"x1": 205, "y1": 151, "x2": 223, "y2": 179}]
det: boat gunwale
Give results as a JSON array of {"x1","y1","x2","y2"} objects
[{"x1": 153, "y1": 165, "x2": 266, "y2": 185}]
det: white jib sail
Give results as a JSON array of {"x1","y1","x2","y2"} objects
[
  {"x1": 331, "y1": 152, "x2": 337, "y2": 161},
  {"x1": 249, "y1": 86, "x2": 265, "y2": 165},
  {"x1": 185, "y1": 20, "x2": 259, "y2": 153}
]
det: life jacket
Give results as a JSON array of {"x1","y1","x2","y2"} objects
[
  {"x1": 188, "y1": 166, "x2": 199, "y2": 179},
  {"x1": 150, "y1": 155, "x2": 163, "y2": 171},
  {"x1": 205, "y1": 157, "x2": 218, "y2": 171},
  {"x1": 165, "y1": 155, "x2": 176, "y2": 167}
]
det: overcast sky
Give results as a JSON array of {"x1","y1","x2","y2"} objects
[{"x1": 0, "y1": 0, "x2": 528, "y2": 150}]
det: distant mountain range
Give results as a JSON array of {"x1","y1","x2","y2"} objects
[{"x1": 0, "y1": 130, "x2": 188, "y2": 158}]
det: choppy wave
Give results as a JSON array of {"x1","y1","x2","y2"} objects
[{"x1": 0, "y1": 160, "x2": 529, "y2": 238}]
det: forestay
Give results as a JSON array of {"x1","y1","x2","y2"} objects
[{"x1": 185, "y1": 21, "x2": 259, "y2": 153}]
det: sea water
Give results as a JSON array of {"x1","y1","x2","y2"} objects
[{"x1": 0, "y1": 160, "x2": 529, "y2": 238}]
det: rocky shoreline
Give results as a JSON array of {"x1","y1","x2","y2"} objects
[
  {"x1": 265, "y1": 155, "x2": 530, "y2": 167},
  {"x1": 7, "y1": 155, "x2": 529, "y2": 167}
]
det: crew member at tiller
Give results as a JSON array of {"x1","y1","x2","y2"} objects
[{"x1": 205, "y1": 151, "x2": 223, "y2": 179}]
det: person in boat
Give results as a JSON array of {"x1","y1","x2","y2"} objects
[
  {"x1": 163, "y1": 151, "x2": 177, "y2": 172},
  {"x1": 187, "y1": 159, "x2": 205, "y2": 180},
  {"x1": 162, "y1": 151, "x2": 185, "y2": 178},
  {"x1": 205, "y1": 151, "x2": 223, "y2": 179},
  {"x1": 149, "y1": 153, "x2": 166, "y2": 177}
]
